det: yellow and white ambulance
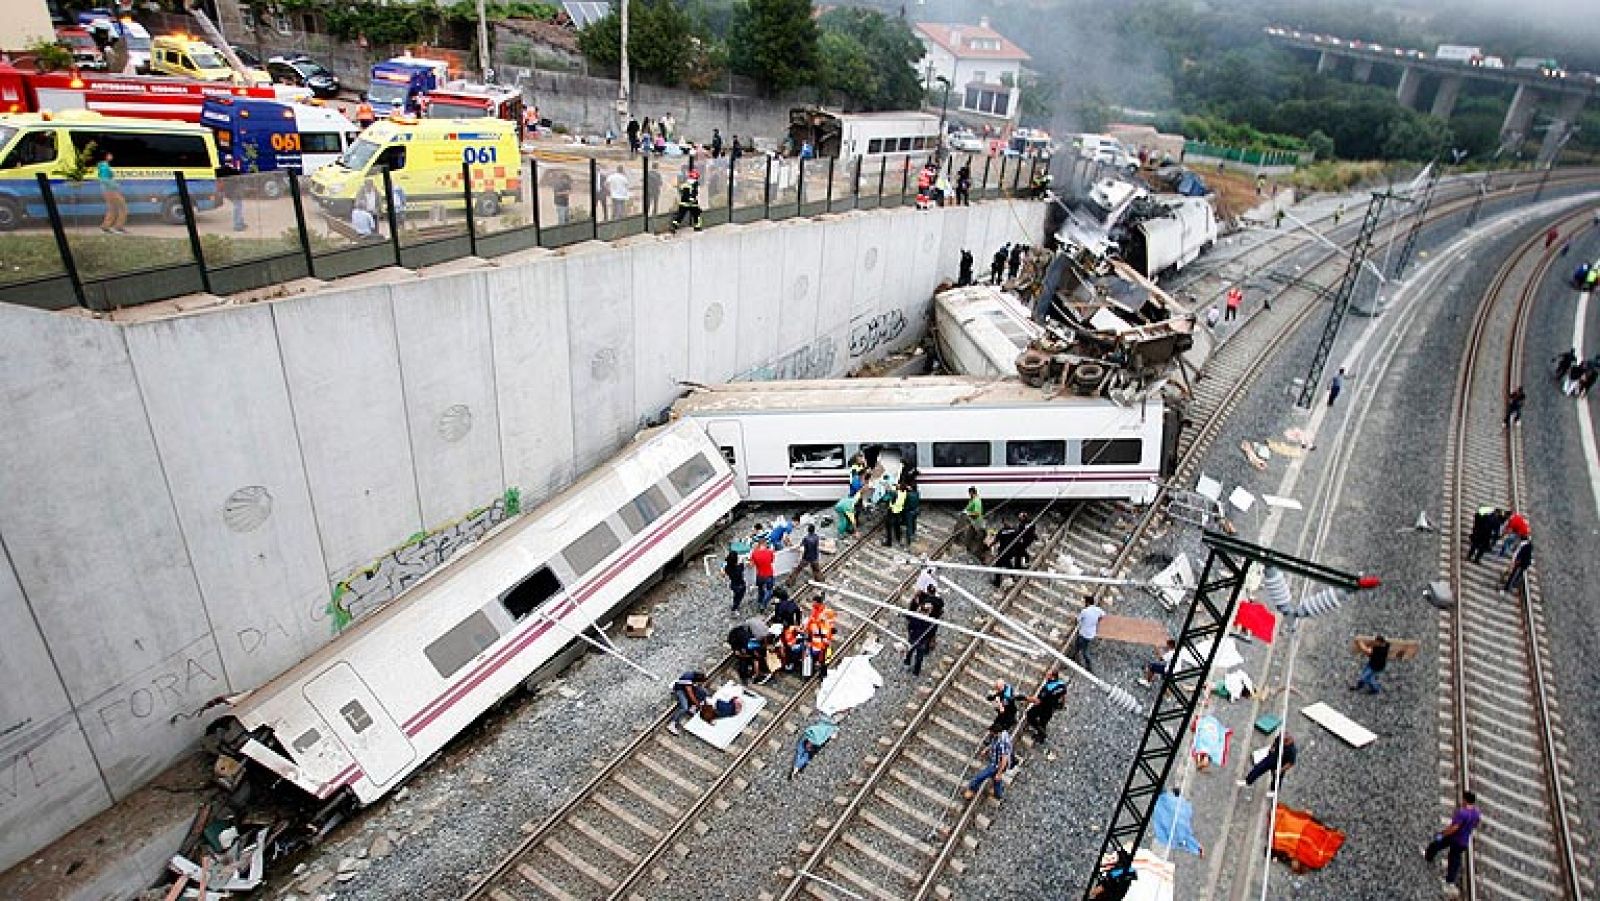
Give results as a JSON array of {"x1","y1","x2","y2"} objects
[{"x1": 308, "y1": 116, "x2": 520, "y2": 218}]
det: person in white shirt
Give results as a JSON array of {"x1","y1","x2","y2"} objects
[
  {"x1": 351, "y1": 205, "x2": 378, "y2": 238},
  {"x1": 1068, "y1": 595, "x2": 1106, "y2": 674},
  {"x1": 1139, "y1": 638, "x2": 1177, "y2": 687},
  {"x1": 605, "y1": 164, "x2": 631, "y2": 221}
]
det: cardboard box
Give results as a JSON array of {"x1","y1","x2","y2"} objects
[{"x1": 624, "y1": 614, "x2": 653, "y2": 638}]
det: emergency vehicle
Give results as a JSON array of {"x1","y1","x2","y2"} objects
[
  {"x1": 0, "y1": 61, "x2": 306, "y2": 123},
  {"x1": 201, "y1": 97, "x2": 358, "y2": 195},
  {"x1": 367, "y1": 56, "x2": 448, "y2": 116},
  {"x1": 308, "y1": 116, "x2": 519, "y2": 217},
  {"x1": 0, "y1": 111, "x2": 223, "y2": 230},
  {"x1": 150, "y1": 35, "x2": 268, "y2": 84},
  {"x1": 422, "y1": 81, "x2": 525, "y2": 138},
  {"x1": 55, "y1": 28, "x2": 107, "y2": 71}
]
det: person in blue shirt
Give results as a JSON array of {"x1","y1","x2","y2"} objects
[{"x1": 97, "y1": 151, "x2": 128, "y2": 233}]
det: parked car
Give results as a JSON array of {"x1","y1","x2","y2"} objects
[
  {"x1": 267, "y1": 55, "x2": 341, "y2": 98},
  {"x1": 55, "y1": 27, "x2": 106, "y2": 70},
  {"x1": 947, "y1": 130, "x2": 984, "y2": 153}
]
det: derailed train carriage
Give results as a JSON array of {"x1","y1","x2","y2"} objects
[{"x1": 210, "y1": 377, "x2": 1177, "y2": 819}]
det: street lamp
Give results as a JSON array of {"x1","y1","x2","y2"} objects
[{"x1": 935, "y1": 75, "x2": 952, "y2": 161}]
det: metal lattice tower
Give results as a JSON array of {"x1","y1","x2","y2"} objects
[
  {"x1": 1081, "y1": 532, "x2": 1370, "y2": 899},
  {"x1": 1295, "y1": 191, "x2": 1389, "y2": 408},
  {"x1": 1393, "y1": 162, "x2": 1442, "y2": 279}
]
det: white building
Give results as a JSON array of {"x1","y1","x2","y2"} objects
[
  {"x1": 913, "y1": 18, "x2": 1029, "y2": 125},
  {"x1": 1, "y1": 0, "x2": 55, "y2": 54}
]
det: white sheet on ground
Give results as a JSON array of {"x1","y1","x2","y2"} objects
[
  {"x1": 685, "y1": 682, "x2": 768, "y2": 751},
  {"x1": 1128, "y1": 848, "x2": 1176, "y2": 901},
  {"x1": 1191, "y1": 635, "x2": 1245, "y2": 671},
  {"x1": 1302, "y1": 701, "x2": 1377, "y2": 748},
  {"x1": 1151, "y1": 553, "x2": 1194, "y2": 608},
  {"x1": 816, "y1": 653, "x2": 884, "y2": 717}
]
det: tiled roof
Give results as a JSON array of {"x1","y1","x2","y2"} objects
[{"x1": 914, "y1": 22, "x2": 1030, "y2": 61}]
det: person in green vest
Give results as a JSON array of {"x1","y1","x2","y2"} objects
[
  {"x1": 962, "y1": 486, "x2": 986, "y2": 558},
  {"x1": 884, "y1": 482, "x2": 909, "y2": 548}
]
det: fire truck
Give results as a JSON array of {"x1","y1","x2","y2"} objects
[
  {"x1": 0, "y1": 61, "x2": 308, "y2": 124},
  {"x1": 421, "y1": 80, "x2": 526, "y2": 138}
]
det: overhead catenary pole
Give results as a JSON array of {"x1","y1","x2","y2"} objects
[
  {"x1": 475, "y1": 0, "x2": 492, "y2": 82},
  {"x1": 617, "y1": 0, "x2": 631, "y2": 120}
]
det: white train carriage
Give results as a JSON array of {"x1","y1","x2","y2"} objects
[
  {"x1": 675, "y1": 377, "x2": 1169, "y2": 506},
  {"x1": 219, "y1": 420, "x2": 738, "y2": 805}
]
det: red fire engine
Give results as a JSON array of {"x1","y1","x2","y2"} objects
[{"x1": 0, "y1": 61, "x2": 307, "y2": 124}]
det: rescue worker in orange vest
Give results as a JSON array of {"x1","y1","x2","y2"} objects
[
  {"x1": 355, "y1": 97, "x2": 376, "y2": 129},
  {"x1": 804, "y1": 592, "x2": 838, "y2": 679}
]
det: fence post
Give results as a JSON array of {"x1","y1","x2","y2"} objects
[
  {"x1": 288, "y1": 171, "x2": 315, "y2": 279},
  {"x1": 35, "y1": 173, "x2": 87, "y2": 309},
  {"x1": 381, "y1": 167, "x2": 403, "y2": 266},
  {"x1": 982, "y1": 155, "x2": 992, "y2": 198},
  {"x1": 174, "y1": 173, "x2": 213, "y2": 295},
  {"x1": 825, "y1": 156, "x2": 834, "y2": 213},
  {"x1": 899, "y1": 157, "x2": 909, "y2": 203},
  {"x1": 1011, "y1": 156, "x2": 1023, "y2": 194},
  {"x1": 641, "y1": 155, "x2": 651, "y2": 233},
  {"x1": 997, "y1": 156, "x2": 1007, "y2": 196},
  {"x1": 590, "y1": 158, "x2": 599, "y2": 241},
  {"x1": 797, "y1": 157, "x2": 805, "y2": 214},
  {"x1": 763, "y1": 155, "x2": 772, "y2": 219},
  {"x1": 530, "y1": 159, "x2": 543, "y2": 244},
  {"x1": 727, "y1": 156, "x2": 735, "y2": 218},
  {"x1": 462, "y1": 161, "x2": 479, "y2": 257},
  {"x1": 877, "y1": 156, "x2": 886, "y2": 205}
]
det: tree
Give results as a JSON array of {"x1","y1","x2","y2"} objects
[
  {"x1": 1305, "y1": 129, "x2": 1335, "y2": 161},
  {"x1": 813, "y1": 8, "x2": 922, "y2": 110},
  {"x1": 730, "y1": 0, "x2": 817, "y2": 94},
  {"x1": 578, "y1": 0, "x2": 697, "y2": 86}
]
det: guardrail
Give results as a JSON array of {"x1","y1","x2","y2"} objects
[{"x1": 0, "y1": 150, "x2": 1045, "y2": 313}]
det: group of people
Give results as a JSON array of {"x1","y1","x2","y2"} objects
[
  {"x1": 914, "y1": 160, "x2": 974, "y2": 209},
  {"x1": 1467, "y1": 506, "x2": 1535, "y2": 594},
  {"x1": 831, "y1": 452, "x2": 922, "y2": 548},
  {"x1": 954, "y1": 242, "x2": 1029, "y2": 289},
  {"x1": 1553, "y1": 348, "x2": 1599, "y2": 397}
]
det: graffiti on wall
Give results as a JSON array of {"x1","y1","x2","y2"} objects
[
  {"x1": 848, "y1": 309, "x2": 908, "y2": 358},
  {"x1": 326, "y1": 487, "x2": 522, "y2": 632},
  {"x1": 737, "y1": 335, "x2": 838, "y2": 382}
]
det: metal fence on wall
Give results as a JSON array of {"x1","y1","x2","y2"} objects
[{"x1": 0, "y1": 152, "x2": 1043, "y2": 313}]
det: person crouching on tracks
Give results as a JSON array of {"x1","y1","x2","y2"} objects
[
  {"x1": 1023, "y1": 667, "x2": 1069, "y2": 744},
  {"x1": 668, "y1": 671, "x2": 709, "y2": 734},
  {"x1": 804, "y1": 592, "x2": 838, "y2": 679},
  {"x1": 833, "y1": 488, "x2": 859, "y2": 539}
]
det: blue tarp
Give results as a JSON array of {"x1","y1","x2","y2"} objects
[{"x1": 1151, "y1": 790, "x2": 1203, "y2": 855}]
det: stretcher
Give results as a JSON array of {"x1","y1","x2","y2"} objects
[{"x1": 685, "y1": 682, "x2": 767, "y2": 751}]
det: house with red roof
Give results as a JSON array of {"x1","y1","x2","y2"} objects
[{"x1": 913, "y1": 18, "x2": 1029, "y2": 124}]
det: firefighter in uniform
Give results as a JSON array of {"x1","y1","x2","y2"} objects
[
  {"x1": 670, "y1": 169, "x2": 703, "y2": 232},
  {"x1": 804, "y1": 592, "x2": 838, "y2": 679}
]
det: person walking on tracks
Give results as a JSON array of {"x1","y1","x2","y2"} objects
[
  {"x1": 990, "y1": 512, "x2": 1037, "y2": 585},
  {"x1": 903, "y1": 593, "x2": 936, "y2": 676},
  {"x1": 1240, "y1": 732, "x2": 1297, "y2": 788},
  {"x1": 961, "y1": 486, "x2": 987, "y2": 559},
  {"x1": 985, "y1": 679, "x2": 1019, "y2": 736},
  {"x1": 1225, "y1": 285, "x2": 1243, "y2": 321},
  {"x1": 749, "y1": 538, "x2": 776, "y2": 610},
  {"x1": 1425, "y1": 791, "x2": 1481, "y2": 886},
  {"x1": 800, "y1": 524, "x2": 823, "y2": 582},
  {"x1": 1554, "y1": 348, "x2": 1578, "y2": 382},
  {"x1": 1067, "y1": 596, "x2": 1106, "y2": 674},
  {"x1": 884, "y1": 482, "x2": 909, "y2": 548},
  {"x1": 902, "y1": 472, "x2": 922, "y2": 546},
  {"x1": 723, "y1": 550, "x2": 748, "y2": 613},
  {"x1": 668, "y1": 671, "x2": 709, "y2": 734},
  {"x1": 1504, "y1": 387, "x2": 1526, "y2": 428},
  {"x1": 1502, "y1": 537, "x2": 1534, "y2": 594},
  {"x1": 1350, "y1": 635, "x2": 1390, "y2": 694},
  {"x1": 1327, "y1": 368, "x2": 1346, "y2": 407},
  {"x1": 804, "y1": 592, "x2": 838, "y2": 679},
  {"x1": 963, "y1": 724, "x2": 1013, "y2": 802},
  {"x1": 1024, "y1": 667, "x2": 1068, "y2": 743}
]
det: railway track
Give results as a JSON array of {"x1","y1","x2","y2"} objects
[
  {"x1": 1438, "y1": 206, "x2": 1591, "y2": 900},
  {"x1": 773, "y1": 173, "x2": 1600, "y2": 901},
  {"x1": 461, "y1": 507, "x2": 970, "y2": 901}
]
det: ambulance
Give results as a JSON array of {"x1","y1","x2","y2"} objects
[
  {"x1": 308, "y1": 116, "x2": 519, "y2": 217},
  {"x1": 150, "y1": 35, "x2": 269, "y2": 85},
  {"x1": 200, "y1": 97, "x2": 359, "y2": 196},
  {"x1": 0, "y1": 111, "x2": 222, "y2": 230}
]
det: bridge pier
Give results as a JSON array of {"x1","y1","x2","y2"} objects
[
  {"x1": 1500, "y1": 83, "x2": 1540, "y2": 154},
  {"x1": 1396, "y1": 66, "x2": 1423, "y2": 110},
  {"x1": 1430, "y1": 75, "x2": 1462, "y2": 119},
  {"x1": 1538, "y1": 92, "x2": 1588, "y2": 165},
  {"x1": 1316, "y1": 51, "x2": 1337, "y2": 74},
  {"x1": 1351, "y1": 59, "x2": 1373, "y2": 83}
]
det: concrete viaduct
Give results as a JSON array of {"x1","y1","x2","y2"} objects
[{"x1": 1268, "y1": 30, "x2": 1598, "y2": 163}]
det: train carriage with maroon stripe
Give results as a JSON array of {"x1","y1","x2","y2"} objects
[
  {"x1": 673, "y1": 376, "x2": 1171, "y2": 505},
  {"x1": 213, "y1": 420, "x2": 738, "y2": 808}
]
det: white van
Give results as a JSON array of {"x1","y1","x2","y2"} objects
[
  {"x1": 119, "y1": 21, "x2": 153, "y2": 74},
  {"x1": 1075, "y1": 134, "x2": 1136, "y2": 172}
]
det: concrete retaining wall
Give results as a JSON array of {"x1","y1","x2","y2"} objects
[{"x1": 0, "y1": 198, "x2": 1045, "y2": 873}]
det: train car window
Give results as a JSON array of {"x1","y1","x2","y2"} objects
[
  {"x1": 619, "y1": 485, "x2": 673, "y2": 534},
  {"x1": 789, "y1": 444, "x2": 845, "y2": 469},
  {"x1": 501, "y1": 566, "x2": 563, "y2": 621},
  {"x1": 562, "y1": 521, "x2": 622, "y2": 576},
  {"x1": 292, "y1": 728, "x2": 321, "y2": 753},
  {"x1": 1006, "y1": 440, "x2": 1066, "y2": 466},
  {"x1": 932, "y1": 441, "x2": 992, "y2": 467},
  {"x1": 1082, "y1": 439, "x2": 1143, "y2": 466},
  {"x1": 424, "y1": 610, "x2": 501, "y2": 679},
  {"x1": 668, "y1": 454, "x2": 716, "y2": 496},
  {"x1": 339, "y1": 700, "x2": 373, "y2": 734}
]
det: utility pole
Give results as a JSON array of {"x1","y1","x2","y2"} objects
[
  {"x1": 1296, "y1": 190, "x2": 1390, "y2": 408},
  {"x1": 617, "y1": 0, "x2": 631, "y2": 121},
  {"x1": 475, "y1": 0, "x2": 492, "y2": 82},
  {"x1": 1533, "y1": 125, "x2": 1574, "y2": 203},
  {"x1": 1393, "y1": 150, "x2": 1457, "y2": 280}
]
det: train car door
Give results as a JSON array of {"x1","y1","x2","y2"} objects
[
  {"x1": 303, "y1": 661, "x2": 416, "y2": 788},
  {"x1": 703, "y1": 420, "x2": 747, "y2": 497}
]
